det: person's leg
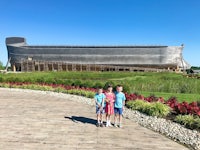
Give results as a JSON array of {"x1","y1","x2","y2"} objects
[
  {"x1": 96, "y1": 107, "x2": 101, "y2": 127},
  {"x1": 114, "y1": 108, "x2": 119, "y2": 127},
  {"x1": 106, "y1": 114, "x2": 108, "y2": 127},
  {"x1": 119, "y1": 115, "x2": 122, "y2": 126},
  {"x1": 96, "y1": 114, "x2": 100, "y2": 127},
  {"x1": 119, "y1": 108, "x2": 123, "y2": 128},
  {"x1": 114, "y1": 114, "x2": 119, "y2": 127},
  {"x1": 100, "y1": 113, "x2": 104, "y2": 127},
  {"x1": 108, "y1": 115, "x2": 112, "y2": 126},
  {"x1": 114, "y1": 108, "x2": 118, "y2": 127}
]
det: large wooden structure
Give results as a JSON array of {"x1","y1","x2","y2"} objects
[
  {"x1": 19, "y1": 59, "x2": 179, "y2": 72},
  {"x1": 6, "y1": 37, "x2": 191, "y2": 72}
]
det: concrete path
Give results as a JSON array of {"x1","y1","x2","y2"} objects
[{"x1": 0, "y1": 88, "x2": 188, "y2": 150}]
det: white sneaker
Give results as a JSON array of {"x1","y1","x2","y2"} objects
[
  {"x1": 108, "y1": 122, "x2": 112, "y2": 127},
  {"x1": 114, "y1": 123, "x2": 118, "y2": 128}
]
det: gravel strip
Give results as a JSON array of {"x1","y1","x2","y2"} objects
[{"x1": 3, "y1": 88, "x2": 200, "y2": 150}]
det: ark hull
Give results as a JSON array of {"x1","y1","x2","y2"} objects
[{"x1": 6, "y1": 37, "x2": 190, "y2": 72}]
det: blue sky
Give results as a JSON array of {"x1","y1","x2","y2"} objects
[{"x1": 0, "y1": 0, "x2": 200, "y2": 66}]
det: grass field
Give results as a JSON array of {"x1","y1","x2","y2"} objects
[
  {"x1": 140, "y1": 91, "x2": 200, "y2": 103},
  {"x1": 0, "y1": 71, "x2": 200, "y2": 102}
]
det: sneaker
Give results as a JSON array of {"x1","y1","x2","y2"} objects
[
  {"x1": 108, "y1": 122, "x2": 113, "y2": 127},
  {"x1": 96, "y1": 123, "x2": 100, "y2": 127},
  {"x1": 118, "y1": 124, "x2": 123, "y2": 128},
  {"x1": 100, "y1": 123, "x2": 104, "y2": 127},
  {"x1": 114, "y1": 123, "x2": 118, "y2": 128}
]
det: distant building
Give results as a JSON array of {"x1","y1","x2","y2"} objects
[{"x1": 6, "y1": 37, "x2": 191, "y2": 72}]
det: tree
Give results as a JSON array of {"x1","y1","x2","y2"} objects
[{"x1": 0, "y1": 61, "x2": 4, "y2": 70}]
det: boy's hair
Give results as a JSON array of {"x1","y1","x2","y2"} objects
[
  {"x1": 97, "y1": 87, "x2": 103, "y2": 90},
  {"x1": 116, "y1": 84, "x2": 123, "y2": 88}
]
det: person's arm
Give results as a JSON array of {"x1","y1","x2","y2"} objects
[
  {"x1": 102, "y1": 98, "x2": 105, "y2": 106},
  {"x1": 94, "y1": 96, "x2": 101, "y2": 107},
  {"x1": 95, "y1": 99, "x2": 99, "y2": 106},
  {"x1": 123, "y1": 100, "x2": 125, "y2": 107},
  {"x1": 112, "y1": 93, "x2": 116, "y2": 102},
  {"x1": 122, "y1": 94, "x2": 126, "y2": 110}
]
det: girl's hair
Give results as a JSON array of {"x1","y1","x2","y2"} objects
[{"x1": 107, "y1": 84, "x2": 113, "y2": 88}]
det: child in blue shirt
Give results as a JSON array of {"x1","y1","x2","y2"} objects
[
  {"x1": 94, "y1": 87, "x2": 105, "y2": 127},
  {"x1": 114, "y1": 85, "x2": 126, "y2": 128}
]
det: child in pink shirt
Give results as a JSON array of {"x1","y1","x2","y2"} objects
[{"x1": 104, "y1": 85, "x2": 115, "y2": 127}]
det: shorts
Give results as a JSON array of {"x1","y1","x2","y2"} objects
[
  {"x1": 96, "y1": 106, "x2": 105, "y2": 114},
  {"x1": 114, "y1": 107, "x2": 123, "y2": 115}
]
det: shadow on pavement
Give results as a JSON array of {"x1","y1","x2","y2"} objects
[{"x1": 64, "y1": 116, "x2": 96, "y2": 125}]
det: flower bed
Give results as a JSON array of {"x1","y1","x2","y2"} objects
[{"x1": 125, "y1": 93, "x2": 200, "y2": 117}]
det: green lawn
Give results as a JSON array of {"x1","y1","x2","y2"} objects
[
  {"x1": 139, "y1": 91, "x2": 200, "y2": 102},
  {"x1": 1, "y1": 71, "x2": 200, "y2": 102}
]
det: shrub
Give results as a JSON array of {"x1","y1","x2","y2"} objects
[
  {"x1": 86, "y1": 91, "x2": 95, "y2": 98},
  {"x1": 54, "y1": 79, "x2": 65, "y2": 85},
  {"x1": 44, "y1": 78, "x2": 55, "y2": 84},
  {"x1": 122, "y1": 83, "x2": 132, "y2": 94},
  {"x1": 80, "y1": 81, "x2": 94, "y2": 88},
  {"x1": 72, "y1": 80, "x2": 82, "y2": 87},
  {"x1": 126, "y1": 100, "x2": 171, "y2": 117},
  {"x1": 66, "y1": 89, "x2": 95, "y2": 98},
  {"x1": 36, "y1": 77, "x2": 45, "y2": 84},
  {"x1": 174, "y1": 115, "x2": 200, "y2": 130},
  {"x1": 23, "y1": 77, "x2": 34, "y2": 83},
  {"x1": 63, "y1": 79, "x2": 73, "y2": 86},
  {"x1": 0, "y1": 76, "x2": 3, "y2": 82},
  {"x1": 7, "y1": 77, "x2": 24, "y2": 83},
  {"x1": 0, "y1": 83, "x2": 8, "y2": 87},
  {"x1": 126, "y1": 99, "x2": 149, "y2": 112},
  {"x1": 54, "y1": 87, "x2": 66, "y2": 93},
  {"x1": 146, "y1": 102, "x2": 171, "y2": 117},
  {"x1": 104, "y1": 81, "x2": 116, "y2": 90},
  {"x1": 93, "y1": 82, "x2": 104, "y2": 88}
]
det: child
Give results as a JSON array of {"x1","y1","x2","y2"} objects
[
  {"x1": 94, "y1": 87, "x2": 105, "y2": 127},
  {"x1": 114, "y1": 85, "x2": 126, "y2": 128},
  {"x1": 105, "y1": 85, "x2": 115, "y2": 127}
]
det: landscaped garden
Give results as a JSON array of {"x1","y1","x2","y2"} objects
[{"x1": 0, "y1": 71, "x2": 200, "y2": 131}]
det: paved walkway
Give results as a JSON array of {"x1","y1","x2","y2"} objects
[{"x1": 0, "y1": 88, "x2": 188, "y2": 150}]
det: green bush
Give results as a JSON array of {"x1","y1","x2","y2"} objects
[
  {"x1": 66, "y1": 89, "x2": 95, "y2": 98},
  {"x1": 72, "y1": 80, "x2": 82, "y2": 86},
  {"x1": 126, "y1": 100, "x2": 149, "y2": 112},
  {"x1": 53, "y1": 87, "x2": 66, "y2": 93},
  {"x1": 126, "y1": 100, "x2": 171, "y2": 117},
  {"x1": 0, "y1": 61, "x2": 4, "y2": 70},
  {"x1": 175, "y1": 115, "x2": 200, "y2": 130},
  {"x1": 80, "y1": 81, "x2": 94, "y2": 88},
  {"x1": 86, "y1": 91, "x2": 95, "y2": 98},
  {"x1": 0, "y1": 76, "x2": 3, "y2": 82},
  {"x1": 146, "y1": 102, "x2": 171, "y2": 117},
  {"x1": 93, "y1": 82, "x2": 104, "y2": 88},
  {"x1": 44, "y1": 78, "x2": 55, "y2": 84},
  {"x1": 122, "y1": 83, "x2": 131, "y2": 94},
  {"x1": 63, "y1": 79, "x2": 73, "y2": 86},
  {"x1": 54, "y1": 79, "x2": 65, "y2": 85},
  {"x1": 23, "y1": 77, "x2": 35, "y2": 83},
  {"x1": 36, "y1": 77, "x2": 45, "y2": 84},
  {"x1": 104, "y1": 81, "x2": 116, "y2": 90}
]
